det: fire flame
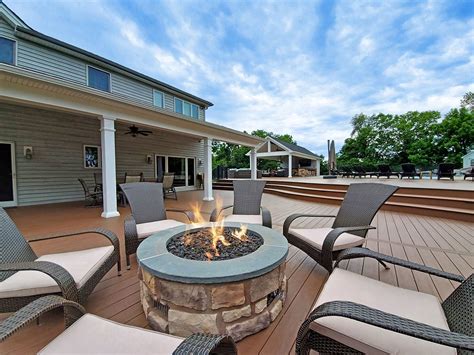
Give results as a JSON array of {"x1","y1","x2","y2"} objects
[{"x1": 188, "y1": 198, "x2": 248, "y2": 260}]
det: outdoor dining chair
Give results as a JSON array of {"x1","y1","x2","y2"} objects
[
  {"x1": 0, "y1": 295, "x2": 237, "y2": 354},
  {"x1": 78, "y1": 178, "x2": 102, "y2": 206},
  {"x1": 296, "y1": 247, "x2": 474, "y2": 354},
  {"x1": 283, "y1": 183, "x2": 398, "y2": 271},
  {"x1": 124, "y1": 172, "x2": 144, "y2": 183},
  {"x1": 163, "y1": 172, "x2": 177, "y2": 199},
  {"x1": 0, "y1": 207, "x2": 120, "y2": 313},
  {"x1": 119, "y1": 182, "x2": 195, "y2": 269},
  {"x1": 400, "y1": 163, "x2": 418, "y2": 179},
  {"x1": 437, "y1": 163, "x2": 456, "y2": 180},
  {"x1": 210, "y1": 180, "x2": 272, "y2": 228}
]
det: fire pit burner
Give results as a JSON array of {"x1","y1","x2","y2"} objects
[{"x1": 167, "y1": 227, "x2": 264, "y2": 261}]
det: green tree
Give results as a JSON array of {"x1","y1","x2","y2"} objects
[{"x1": 461, "y1": 91, "x2": 474, "y2": 110}]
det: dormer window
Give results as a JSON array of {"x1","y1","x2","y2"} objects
[
  {"x1": 87, "y1": 66, "x2": 110, "y2": 92},
  {"x1": 175, "y1": 98, "x2": 199, "y2": 119},
  {"x1": 0, "y1": 37, "x2": 16, "y2": 65},
  {"x1": 153, "y1": 90, "x2": 164, "y2": 108}
]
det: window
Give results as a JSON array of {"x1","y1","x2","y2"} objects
[
  {"x1": 153, "y1": 90, "x2": 164, "y2": 108},
  {"x1": 87, "y1": 66, "x2": 110, "y2": 92},
  {"x1": 0, "y1": 37, "x2": 15, "y2": 65},
  {"x1": 155, "y1": 155, "x2": 196, "y2": 188},
  {"x1": 174, "y1": 98, "x2": 199, "y2": 119}
]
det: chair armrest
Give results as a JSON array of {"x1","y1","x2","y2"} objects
[
  {"x1": 209, "y1": 205, "x2": 233, "y2": 222},
  {"x1": 261, "y1": 206, "x2": 272, "y2": 228},
  {"x1": 0, "y1": 295, "x2": 85, "y2": 342},
  {"x1": 321, "y1": 226, "x2": 375, "y2": 271},
  {"x1": 335, "y1": 248, "x2": 465, "y2": 283},
  {"x1": 296, "y1": 301, "x2": 474, "y2": 353},
  {"x1": 166, "y1": 208, "x2": 196, "y2": 223},
  {"x1": 0, "y1": 261, "x2": 78, "y2": 302},
  {"x1": 283, "y1": 214, "x2": 337, "y2": 237},
  {"x1": 173, "y1": 333, "x2": 237, "y2": 355},
  {"x1": 124, "y1": 215, "x2": 138, "y2": 241}
]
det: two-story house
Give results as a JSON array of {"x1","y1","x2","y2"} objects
[{"x1": 0, "y1": 1, "x2": 262, "y2": 217}]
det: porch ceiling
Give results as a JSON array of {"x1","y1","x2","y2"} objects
[{"x1": 0, "y1": 65, "x2": 263, "y2": 147}]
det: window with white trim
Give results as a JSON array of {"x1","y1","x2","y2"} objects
[
  {"x1": 0, "y1": 37, "x2": 15, "y2": 65},
  {"x1": 87, "y1": 66, "x2": 110, "y2": 92},
  {"x1": 153, "y1": 90, "x2": 164, "y2": 108},
  {"x1": 174, "y1": 98, "x2": 199, "y2": 119}
]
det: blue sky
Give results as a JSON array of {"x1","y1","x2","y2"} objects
[{"x1": 7, "y1": 0, "x2": 474, "y2": 156}]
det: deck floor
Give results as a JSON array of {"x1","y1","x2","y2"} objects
[{"x1": 1, "y1": 190, "x2": 473, "y2": 354}]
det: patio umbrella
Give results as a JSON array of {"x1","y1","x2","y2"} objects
[{"x1": 330, "y1": 140, "x2": 337, "y2": 172}]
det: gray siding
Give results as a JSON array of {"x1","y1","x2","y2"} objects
[
  {"x1": 0, "y1": 17, "x2": 14, "y2": 39},
  {"x1": 111, "y1": 74, "x2": 153, "y2": 106},
  {"x1": 0, "y1": 103, "x2": 204, "y2": 206}
]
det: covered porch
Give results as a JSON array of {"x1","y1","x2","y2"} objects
[
  {"x1": 0, "y1": 66, "x2": 263, "y2": 218},
  {"x1": 1, "y1": 190, "x2": 472, "y2": 354}
]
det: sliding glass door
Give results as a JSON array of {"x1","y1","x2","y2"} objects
[{"x1": 155, "y1": 155, "x2": 196, "y2": 189}]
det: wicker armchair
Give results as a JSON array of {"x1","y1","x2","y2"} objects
[
  {"x1": 0, "y1": 208, "x2": 120, "y2": 313},
  {"x1": 119, "y1": 182, "x2": 195, "y2": 269},
  {"x1": 283, "y1": 183, "x2": 398, "y2": 271},
  {"x1": 210, "y1": 180, "x2": 272, "y2": 228},
  {"x1": 0, "y1": 295, "x2": 237, "y2": 354},
  {"x1": 296, "y1": 248, "x2": 474, "y2": 354}
]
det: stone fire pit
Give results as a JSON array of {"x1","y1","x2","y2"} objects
[{"x1": 137, "y1": 222, "x2": 288, "y2": 341}]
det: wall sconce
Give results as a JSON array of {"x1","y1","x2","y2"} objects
[
  {"x1": 146, "y1": 155, "x2": 153, "y2": 164},
  {"x1": 24, "y1": 146, "x2": 33, "y2": 160},
  {"x1": 198, "y1": 158, "x2": 203, "y2": 166}
]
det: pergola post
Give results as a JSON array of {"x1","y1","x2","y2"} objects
[
  {"x1": 316, "y1": 159, "x2": 320, "y2": 176},
  {"x1": 203, "y1": 137, "x2": 214, "y2": 201},
  {"x1": 288, "y1": 154, "x2": 292, "y2": 178},
  {"x1": 250, "y1": 148, "x2": 257, "y2": 180},
  {"x1": 100, "y1": 116, "x2": 119, "y2": 218}
]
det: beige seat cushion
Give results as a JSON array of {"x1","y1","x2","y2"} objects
[
  {"x1": 39, "y1": 313, "x2": 184, "y2": 354},
  {"x1": 136, "y1": 219, "x2": 184, "y2": 238},
  {"x1": 0, "y1": 246, "x2": 114, "y2": 299},
  {"x1": 224, "y1": 214, "x2": 262, "y2": 225},
  {"x1": 289, "y1": 227, "x2": 364, "y2": 251},
  {"x1": 310, "y1": 268, "x2": 455, "y2": 354}
]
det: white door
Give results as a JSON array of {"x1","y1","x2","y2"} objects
[
  {"x1": 0, "y1": 142, "x2": 17, "y2": 207},
  {"x1": 155, "y1": 155, "x2": 196, "y2": 191}
]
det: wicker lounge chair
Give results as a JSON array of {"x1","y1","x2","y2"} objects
[
  {"x1": 296, "y1": 247, "x2": 474, "y2": 354},
  {"x1": 374, "y1": 164, "x2": 400, "y2": 178},
  {"x1": 437, "y1": 163, "x2": 456, "y2": 180},
  {"x1": 0, "y1": 295, "x2": 237, "y2": 354},
  {"x1": 400, "y1": 163, "x2": 418, "y2": 179},
  {"x1": 283, "y1": 183, "x2": 398, "y2": 271},
  {"x1": 120, "y1": 182, "x2": 195, "y2": 269},
  {"x1": 0, "y1": 208, "x2": 120, "y2": 313},
  {"x1": 78, "y1": 178, "x2": 102, "y2": 206},
  {"x1": 352, "y1": 166, "x2": 368, "y2": 178},
  {"x1": 163, "y1": 173, "x2": 178, "y2": 199},
  {"x1": 340, "y1": 167, "x2": 354, "y2": 178},
  {"x1": 210, "y1": 180, "x2": 272, "y2": 228}
]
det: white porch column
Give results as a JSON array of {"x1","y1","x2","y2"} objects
[
  {"x1": 288, "y1": 154, "x2": 293, "y2": 178},
  {"x1": 250, "y1": 148, "x2": 257, "y2": 180},
  {"x1": 100, "y1": 116, "x2": 119, "y2": 218},
  {"x1": 203, "y1": 137, "x2": 214, "y2": 201},
  {"x1": 316, "y1": 160, "x2": 320, "y2": 176}
]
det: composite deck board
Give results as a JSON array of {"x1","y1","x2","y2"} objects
[{"x1": 1, "y1": 189, "x2": 472, "y2": 354}]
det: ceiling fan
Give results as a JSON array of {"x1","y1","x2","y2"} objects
[{"x1": 125, "y1": 125, "x2": 152, "y2": 137}]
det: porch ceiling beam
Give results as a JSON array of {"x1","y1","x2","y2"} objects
[
  {"x1": 0, "y1": 66, "x2": 263, "y2": 147},
  {"x1": 252, "y1": 151, "x2": 290, "y2": 157}
]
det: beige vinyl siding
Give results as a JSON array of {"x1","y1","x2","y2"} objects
[{"x1": 0, "y1": 102, "x2": 204, "y2": 206}]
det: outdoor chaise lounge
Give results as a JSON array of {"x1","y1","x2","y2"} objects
[
  {"x1": 296, "y1": 247, "x2": 474, "y2": 354},
  {"x1": 283, "y1": 183, "x2": 398, "y2": 271},
  {"x1": 437, "y1": 163, "x2": 456, "y2": 180},
  {"x1": 373, "y1": 164, "x2": 400, "y2": 178},
  {"x1": 0, "y1": 207, "x2": 120, "y2": 313},
  {"x1": 210, "y1": 180, "x2": 272, "y2": 228},
  {"x1": 463, "y1": 167, "x2": 474, "y2": 180},
  {"x1": 352, "y1": 165, "x2": 369, "y2": 178},
  {"x1": 120, "y1": 182, "x2": 195, "y2": 269},
  {"x1": 0, "y1": 295, "x2": 237, "y2": 354},
  {"x1": 400, "y1": 163, "x2": 418, "y2": 179}
]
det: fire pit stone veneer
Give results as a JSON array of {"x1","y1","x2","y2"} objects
[{"x1": 137, "y1": 222, "x2": 288, "y2": 341}]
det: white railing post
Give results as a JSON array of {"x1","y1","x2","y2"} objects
[
  {"x1": 250, "y1": 148, "x2": 257, "y2": 180},
  {"x1": 100, "y1": 116, "x2": 119, "y2": 218},
  {"x1": 288, "y1": 154, "x2": 293, "y2": 178},
  {"x1": 203, "y1": 137, "x2": 214, "y2": 201}
]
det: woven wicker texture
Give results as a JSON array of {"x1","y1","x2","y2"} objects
[
  {"x1": 120, "y1": 183, "x2": 167, "y2": 224},
  {"x1": 443, "y1": 274, "x2": 473, "y2": 343},
  {"x1": 232, "y1": 180, "x2": 266, "y2": 215}
]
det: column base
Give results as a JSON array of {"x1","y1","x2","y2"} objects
[
  {"x1": 101, "y1": 211, "x2": 120, "y2": 218},
  {"x1": 202, "y1": 196, "x2": 215, "y2": 201}
]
